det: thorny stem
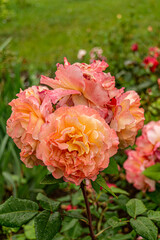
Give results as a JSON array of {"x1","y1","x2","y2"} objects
[{"x1": 80, "y1": 181, "x2": 96, "y2": 240}]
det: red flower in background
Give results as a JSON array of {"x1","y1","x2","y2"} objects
[
  {"x1": 149, "y1": 47, "x2": 160, "y2": 58},
  {"x1": 131, "y1": 43, "x2": 138, "y2": 52},
  {"x1": 65, "y1": 205, "x2": 77, "y2": 211},
  {"x1": 143, "y1": 56, "x2": 159, "y2": 72}
]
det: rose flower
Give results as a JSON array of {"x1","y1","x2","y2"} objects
[
  {"x1": 37, "y1": 105, "x2": 119, "y2": 185},
  {"x1": 110, "y1": 91, "x2": 144, "y2": 148},
  {"x1": 40, "y1": 58, "x2": 124, "y2": 119},
  {"x1": 6, "y1": 86, "x2": 52, "y2": 168},
  {"x1": 143, "y1": 56, "x2": 159, "y2": 72},
  {"x1": 136, "y1": 121, "x2": 160, "y2": 161},
  {"x1": 124, "y1": 150, "x2": 156, "y2": 192}
]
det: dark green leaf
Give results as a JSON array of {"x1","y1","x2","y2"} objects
[
  {"x1": 130, "y1": 217, "x2": 158, "y2": 240},
  {"x1": 0, "y1": 197, "x2": 39, "y2": 227},
  {"x1": 103, "y1": 158, "x2": 119, "y2": 175},
  {"x1": 91, "y1": 180, "x2": 100, "y2": 194},
  {"x1": 143, "y1": 163, "x2": 160, "y2": 181},
  {"x1": 34, "y1": 210, "x2": 61, "y2": 240},
  {"x1": 147, "y1": 184, "x2": 160, "y2": 204},
  {"x1": 36, "y1": 193, "x2": 60, "y2": 212},
  {"x1": 40, "y1": 174, "x2": 64, "y2": 185},
  {"x1": 95, "y1": 174, "x2": 117, "y2": 198},
  {"x1": 126, "y1": 199, "x2": 146, "y2": 218},
  {"x1": 147, "y1": 210, "x2": 160, "y2": 222}
]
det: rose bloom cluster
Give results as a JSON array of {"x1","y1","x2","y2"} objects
[
  {"x1": 124, "y1": 120, "x2": 160, "y2": 192},
  {"x1": 143, "y1": 46, "x2": 160, "y2": 72},
  {"x1": 131, "y1": 43, "x2": 160, "y2": 73},
  {"x1": 7, "y1": 58, "x2": 144, "y2": 185}
]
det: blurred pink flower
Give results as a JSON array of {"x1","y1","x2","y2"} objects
[
  {"x1": 110, "y1": 91, "x2": 144, "y2": 148},
  {"x1": 143, "y1": 56, "x2": 159, "y2": 72},
  {"x1": 131, "y1": 43, "x2": 138, "y2": 52},
  {"x1": 37, "y1": 105, "x2": 119, "y2": 185},
  {"x1": 149, "y1": 47, "x2": 160, "y2": 58},
  {"x1": 124, "y1": 150, "x2": 156, "y2": 192},
  {"x1": 89, "y1": 47, "x2": 107, "y2": 63},
  {"x1": 40, "y1": 58, "x2": 124, "y2": 119},
  {"x1": 136, "y1": 121, "x2": 160, "y2": 161}
]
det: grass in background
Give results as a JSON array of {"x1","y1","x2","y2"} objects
[{"x1": 0, "y1": 0, "x2": 160, "y2": 68}]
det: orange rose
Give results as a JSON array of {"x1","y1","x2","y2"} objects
[{"x1": 37, "y1": 105, "x2": 119, "y2": 185}]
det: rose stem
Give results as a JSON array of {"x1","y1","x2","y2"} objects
[{"x1": 80, "y1": 181, "x2": 96, "y2": 240}]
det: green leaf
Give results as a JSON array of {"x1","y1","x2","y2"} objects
[
  {"x1": 71, "y1": 191, "x2": 83, "y2": 206},
  {"x1": 34, "y1": 210, "x2": 61, "y2": 240},
  {"x1": 130, "y1": 217, "x2": 158, "y2": 240},
  {"x1": 0, "y1": 135, "x2": 9, "y2": 160},
  {"x1": 126, "y1": 199, "x2": 146, "y2": 218},
  {"x1": 36, "y1": 193, "x2": 60, "y2": 212},
  {"x1": 0, "y1": 37, "x2": 12, "y2": 51},
  {"x1": 40, "y1": 174, "x2": 64, "y2": 185},
  {"x1": 110, "y1": 187, "x2": 129, "y2": 196},
  {"x1": 64, "y1": 210, "x2": 88, "y2": 223},
  {"x1": 23, "y1": 221, "x2": 36, "y2": 239},
  {"x1": 0, "y1": 197, "x2": 39, "y2": 227},
  {"x1": 107, "y1": 216, "x2": 127, "y2": 229},
  {"x1": 103, "y1": 158, "x2": 119, "y2": 175},
  {"x1": 95, "y1": 174, "x2": 117, "y2": 198},
  {"x1": 67, "y1": 221, "x2": 82, "y2": 239},
  {"x1": 61, "y1": 218, "x2": 78, "y2": 232},
  {"x1": 2, "y1": 172, "x2": 17, "y2": 197},
  {"x1": 108, "y1": 231, "x2": 136, "y2": 240},
  {"x1": 143, "y1": 163, "x2": 160, "y2": 181},
  {"x1": 91, "y1": 180, "x2": 100, "y2": 194},
  {"x1": 147, "y1": 210, "x2": 160, "y2": 222},
  {"x1": 12, "y1": 234, "x2": 26, "y2": 240}
]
